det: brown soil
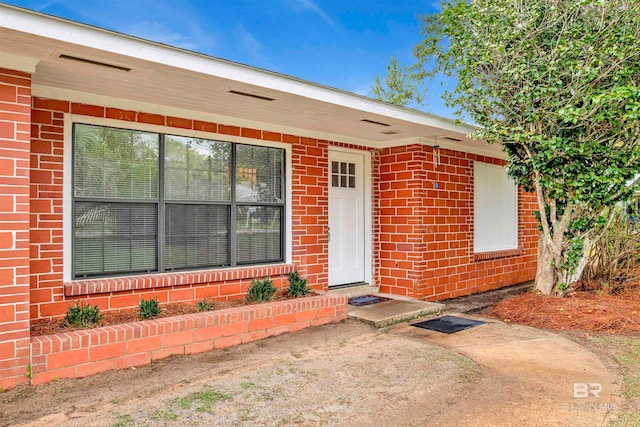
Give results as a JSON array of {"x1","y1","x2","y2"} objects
[
  {"x1": 3, "y1": 282, "x2": 636, "y2": 426},
  {"x1": 1, "y1": 321, "x2": 479, "y2": 427},
  {"x1": 488, "y1": 281, "x2": 640, "y2": 334},
  {"x1": 485, "y1": 282, "x2": 640, "y2": 427},
  {"x1": 31, "y1": 289, "x2": 302, "y2": 337}
]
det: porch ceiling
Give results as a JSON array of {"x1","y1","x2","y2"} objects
[{"x1": 0, "y1": 4, "x2": 502, "y2": 157}]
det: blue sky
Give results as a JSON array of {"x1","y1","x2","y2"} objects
[{"x1": 3, "y1": 0, "x2": 455, "y2": 118}]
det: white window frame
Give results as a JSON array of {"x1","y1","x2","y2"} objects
[
  {"x1": 63, "y1": 114, "x2": 292, "y2": 282},
  {"x1": 473, "y1": 161, "x2": 518, "y2": 253}
]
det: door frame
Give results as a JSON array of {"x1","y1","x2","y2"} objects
[{"x1": 327, "y1": 146, "x2": 372, "y2": 287}]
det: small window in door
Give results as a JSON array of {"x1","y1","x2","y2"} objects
[{"x1": 331, "y1": 161, "x2": 356, "y2": 188}]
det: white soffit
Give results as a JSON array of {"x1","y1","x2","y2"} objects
[{"x1": 0, "y1": 4, "x2": 503, "y2": 158}]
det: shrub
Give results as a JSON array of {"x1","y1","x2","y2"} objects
[
  {"x1": 139, "y1": 297, "x2": 160, "y2": 319},
  {"x1": 64, "y1": 301, "x2": 103, "y2": 328},
  {"x1": 583, "y1": 205, "x2": 640, "y2": 292},
  {"x1": 197, "y1": 299, "x2": 214, "y2": 312},
  {"x1": 247, "y1": 277, "x2": 277, "y2": 302},
  {"x1": 287, "y1": 271, "x2": 310, "y2": 297}
]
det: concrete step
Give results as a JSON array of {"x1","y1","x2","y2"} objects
[
  {"x1": 328, "y1": 284, "x2": 379, "y2": 298},
  {"x1": 348, "y1": 293, "x2": 445, "y2": 328}
]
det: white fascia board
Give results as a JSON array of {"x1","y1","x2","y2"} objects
[{"x1": 0, "y1": 4, "x2": 476, "y2": 137}]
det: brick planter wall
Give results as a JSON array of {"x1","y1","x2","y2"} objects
[{"x1": 30, "y1": 292, "x2": 347, "y2": 385}]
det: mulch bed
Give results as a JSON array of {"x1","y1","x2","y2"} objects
[
  {"x1": 31, "y1": 289, "x2": 300, "y2": 337},
  {"x1": 488, "y1": 281, "x2": 640, "y2": 334}
]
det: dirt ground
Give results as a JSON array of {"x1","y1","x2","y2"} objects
[
  {"x1": 2, "y1": 321, "x2": 481, "y2": 427},
  {"x1": 2, "y1": 283, "x2": 637, "y2": 426}
]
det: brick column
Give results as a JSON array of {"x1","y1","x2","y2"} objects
[
  {"x1": 377, "y1": 145, "x2": 426, "y2": 297},
  {"x1": 290, "y1": 136, "x2": 329, "y2": 290},
  {"x1": 0, "y1": 68, "x2": 32, "y2": 389}
]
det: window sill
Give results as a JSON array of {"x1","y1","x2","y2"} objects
[
  {"x1": 473, "y1": 248, "x2": 523, "y2": 262},
  {"x1": 64, "y1": 263, "x2": 296, "y2": 297}
]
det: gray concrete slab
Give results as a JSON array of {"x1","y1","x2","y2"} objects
[
  {"x1": 348, "y1": 294, "x2": 445, "y2": 328},
  {"x1": 329, "y1": 284, "x2": 379, "y2": 298}
]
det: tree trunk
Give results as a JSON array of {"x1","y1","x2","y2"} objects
[
  {"x1": 562, "y1": 238, "x2": 592, "y2": 291},
  {"x1": 534, "y1": 234, "x2": 558, "y2": 295},
  {"x1": 534, "y1": 232, "x2": 592, "y2": 295},
  {"x1": 566, "y1": 253, "x2": 589, "y2": 289}
]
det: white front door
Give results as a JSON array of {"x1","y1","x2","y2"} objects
[{"x1": 328, "y1": 150, "x2": 365, "y2": 287}]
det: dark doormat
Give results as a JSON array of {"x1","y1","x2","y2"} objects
[
  {"x1": 412, "y1": 315, "x2": 485, "y2": 334},
  {"x1": 348, "y1": 295, "x2": 392, "y2": 306}
]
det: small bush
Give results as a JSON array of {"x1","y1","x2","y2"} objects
[
  {"x1": 247, "y1": 277, "x2": 277, "y2": 302},
  {"x1": 139, "y1": 297, "x2": 160, "y2": 319},
  {"x1": 583, "y1": 205, "x2": 640, "y2": 292},
  {"x1": 197, "y1": 299, "x2": 214, "y2": 312},
  {"x1": 287, "y1": 271, "x2": 310, "y2": 297},
  {"x1": 64, "y1": 301, "x2": 103, "y2": 328}
]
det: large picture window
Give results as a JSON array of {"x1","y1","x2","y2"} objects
[{"x1": 73, "y1": 123, "x2": 285, "y2": 278}]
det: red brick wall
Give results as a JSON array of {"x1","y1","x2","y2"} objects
[
  {"x1": 377, "y1": 144, "x2": 537, "y2": 300},
  {"x1": 29, "y1": 98, "x2": 337, "y2": 320},
  {"x1": 28, "y1": 96, "x2": 537, "y2": 320},
  {"x1": 50, "y1": 265, "x2": 293, "y2": 320},
  {"x1": 0, "y1": 69, "x2": 32, "y2": 389},
  {"x1": 29, "y1": 99, "x2": 65, "y2": 320},
  {"x1": 377, "y1": 145, "x2": 426, "y2": 298},
  {"x1": 290, "y1": 136, "x2": 329, "y2": 288}
]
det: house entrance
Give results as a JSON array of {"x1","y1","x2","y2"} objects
[{"x1": 328, "y1": 150, "x2": 366, "y2": 287}]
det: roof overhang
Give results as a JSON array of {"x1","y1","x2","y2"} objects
[{"x1": 0, "y1": 4, "x2": 503, "y2": 158}]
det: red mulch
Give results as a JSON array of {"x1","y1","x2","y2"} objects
[
  {"x1": 488, "y1": 281, "x2": 640, "y2": 334},
  {"x1": 31, "y1": 290, "x2": 297, "y2": 337}
]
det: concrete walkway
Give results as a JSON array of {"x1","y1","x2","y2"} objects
[
  {"x1": 332, "y1": 284, "x2": 615, "y2": 425},
  {"x1": 387, "y1": 314, "x2": 617, "y2": 427}
]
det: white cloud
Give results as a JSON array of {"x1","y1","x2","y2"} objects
[
  {"x1": 32, "y1": 0, "x2": 216, "y2": 53},
  {"x1": 299, "y1": 0, "x2": 335, "y2": 28},
  {"x1": 233, "y1": 23, "x2": 261, "y2": 56},
  {"x1": 230, "y1": 23, "x2": 281, "y2": 71},
  {"x1": 122, "y1": 21, "x2": 203, "y2": 51},
  {"x1": 350, "y1": 83, "x2": 375, "y2": 97},
  {"x1": 284, "y1": 0, "x2": 338, "y2": 30},
  {"x1": 28, "y1": 0, "x2": 57, "y2": 11}
]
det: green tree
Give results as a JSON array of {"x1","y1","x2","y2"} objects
[
  {"x1": 372, "y1": 57, "x2": 424, "y2": 107},
  {"x1": 374, "y1": 0, "x2": 640, "y2": 295}
]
